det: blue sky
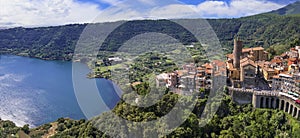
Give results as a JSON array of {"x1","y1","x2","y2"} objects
[{"x1": 0, "y1": 0, "x2": 298, "y2": 27}]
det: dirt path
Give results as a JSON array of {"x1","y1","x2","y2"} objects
[{"x1": 42, "y1": 122, "x2": 58, "y2": 138}]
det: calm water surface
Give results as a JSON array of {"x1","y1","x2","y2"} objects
[{"x1": 0, "y1": 55, "x2": 120, "y2": 127}]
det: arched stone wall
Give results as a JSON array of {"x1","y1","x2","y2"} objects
[
  {"x1": 266, "y1": 98, "x2": 270, "y2": 108},
  {"x1": 230, "y1": 89, "x2": 300, "y2": 119},
  {"x1": 285, "y1": 102, "x2": 289, "y2": 112},
  {"x1": 293, "y1": 107, "x2": 297, "y2": 117},
  {"x1": 277, "y1": 98, "x2": 300, "y2": 119},
  {"x1": 280, "y1": 100, "x2": 285, "y2": 110},
  {"x1": 289, "y1": 105, "x2": 293, "y2": 114},
  {"x1": 260, "y1": 97, "x2": 264, "y2": 108},
  {"x1": 276, "y1": 99, "x2": 280, "y2": 109}
]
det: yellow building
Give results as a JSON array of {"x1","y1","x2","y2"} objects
[
  {"x1": 288, "y1": 64, "x2": 299, "y2": 74},
  {"x1": 227, "y1": 61, "x2": 240, "y2": 80},
  {"x1": 262, "y1": 67, "x2": 276, "y2": 82}
]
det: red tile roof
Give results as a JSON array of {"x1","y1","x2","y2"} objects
[
  {"x1": 240, "y1": 57, "x2": 256, "y2": 67},
  {"x1": 271, "y1": 58, "x2": 283, "y2": 64},
  {"x1": 281, "y1": 53, "x2": 287, "y2": 58},
  {"x1": 202, "y1": 63, "x2": 213, "y2": 69},
  {"x1": 226, "y1": 54, "x2": 234, "y2": 59},
  {"x1": 212, "y1": 60, "x2": 226, "y2": 67},
  {"x1": 289, "y1": 58, "x2": 297, "y2": 62},
  {"x1": 242, "y1": 47, "x2": 264, "y2": 53}
]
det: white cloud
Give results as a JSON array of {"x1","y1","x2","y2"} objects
[
  {"x1": 195, "y1": 0, "x2": 285, "y2": 18},
  {"x1": 149, "y1": 0, "x2": 285, "y2": 19},
  {"x1": 149, "y1": 4, "x2": 199, "y2": 19},
  {"x1": 95, "y1": 7, "x2": 144, "y2": 22},
  {"x1": 95, "y1": 0, "x2": 285, "y2": 22},
  {"x1": 0, "y1": 0, "x2": 287, "y2": 28},
  {"x1": 0, "y1": 0, "x2": 101, "y2": 27}
]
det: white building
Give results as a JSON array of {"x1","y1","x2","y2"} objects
[
  {"x1": 108, "y1": 57, "x2": 122, "y2": 62},
  {"x1": 156, "y1": 73, "x2": 169, "y2": 88}
]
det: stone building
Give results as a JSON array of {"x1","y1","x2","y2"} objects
[
  {"x1": 156, "y1": 73, "x2": 169, "y2": 88},
  {"x1": 241, "y1": 47, "x2": 269, "y2": 61},
  {"x1": 180, "y1": 75, "x2": 196, "y2": 93},
  {"x1": 226, "y1": 38, "x2": 243, "y2": 87},
  {"x1": 226, "y1": 38, "x2": 270, "y2": 88},
  {"x1": 240, "y1": 58, "x2": 257, "y2": 88},
  {"x1": 167, "y1": 72, "x2": 179, "y2": 88}
]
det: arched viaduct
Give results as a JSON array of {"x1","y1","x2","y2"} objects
[{"x1": 229, "y1": 88, "x2": 300, "y2": 119}]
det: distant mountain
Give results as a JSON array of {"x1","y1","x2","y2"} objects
[
  {"x1": 268, "y1": 1, "x2": 300, "y2": 15},
  {"x1": 0, "y1": 3, "x2": 299, "y2": 60}
]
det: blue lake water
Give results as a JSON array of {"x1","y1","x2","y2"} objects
[{"x1": 0, "y1": 55, "x2": 121, "y2": 127}]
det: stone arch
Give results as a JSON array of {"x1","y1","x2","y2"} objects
[
  {"x1": 285, "y1": 102, "x2": 289, "y2": 112},
  {"x1": 276, "y1": 99, "x2": 280, "y2": 109},
  {"x1": 280, "y1": 100, "x2": 285, "y2": 110},
  {"x1": 266, "y1": 98, "x2": 269, "y2": 108},
  {"x1": 271, "y1": 98, "x2": 275, "y2": 109},
  {"x1": 293, "y1": 107, "x2": 297, "y2": 117},
  {"x1": 260, "y1": 97, "x2": 264, "y2": 108},
  {"x1": 290, "y1": 104, "x2": 294, "y2": 114}
]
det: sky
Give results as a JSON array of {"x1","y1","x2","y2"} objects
[{"x1": 0, "y1": 0, "x2": 298, "y2": 28}]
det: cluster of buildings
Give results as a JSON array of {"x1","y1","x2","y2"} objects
[
  {"x1": 226, "y1": 38, "x2": 269, "y2": 89},
  {"x1": 270, "y1": 48, "x2": 300, "y2": 94},
  {"x1": 226, "y1": 38, "x2": 300, "y2": 95},
  {"x1": 155, "y1": 37, "x2": 300, "y2": 96},
  {"x1": 155, "y1": 60, "x2": 225, "y2": 94}
]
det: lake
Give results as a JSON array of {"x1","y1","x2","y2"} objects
[{"x1": 0, "y1": 55, "x2": 121, "y2": 127}]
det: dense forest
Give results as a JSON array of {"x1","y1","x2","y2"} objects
[
  {"x1": 267, "y1": 1, "x2": 300, "y2": 15},
  {"x1": 0, "y1": 4, "x2": 300, "y2": 60},
  {"x1": 1, "y1": 89, "x2": 300, "y2": 138}
]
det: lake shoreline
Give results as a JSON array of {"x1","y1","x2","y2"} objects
[{"x1": 0, "y1": 55, "x2": 120, "y2": 128}]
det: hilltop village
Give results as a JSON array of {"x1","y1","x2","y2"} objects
[
  {"x1": 155, "y1": 60, "x2": 226, "y2": 94},
  {"x1": 155, "y1": 38, "x2": 300, "y2": 97}
]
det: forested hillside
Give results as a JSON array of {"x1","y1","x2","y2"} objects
[
  {"x1": 267, "y1": 1, "x2": 300, "y2": 15},
  {"x1": 0, "y1": 7, "x2": 300, "y2": 60},
  {"x1": 1, "y1": 91, "x2": 300, "y2": 138},
  {"x1": 209, "y1": 14, "x2": 300, "y2": 55}
]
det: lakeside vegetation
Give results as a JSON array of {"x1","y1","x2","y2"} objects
[
  {"x1": 128, "y1": 52, "x2": 177, "y2": 83},
  {"x1": 90, "y1": 52, "x2": 179, "y2": 80},
  {"x1": 88, "y1": 41, "x2": 207, "y2": 79}
]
